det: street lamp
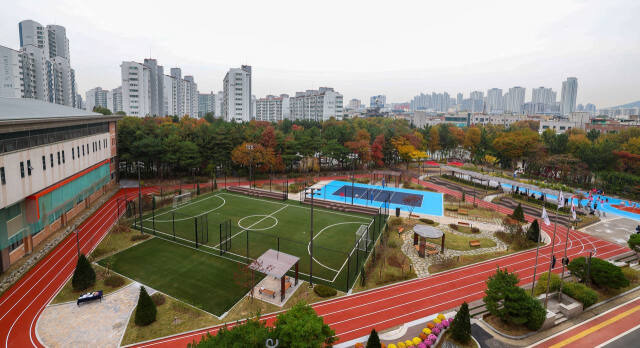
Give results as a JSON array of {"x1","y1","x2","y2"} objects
[
  {"x1": 348, "y1": 153, "x2": 358, "y2": 205},
  {"x1": 137, "y1": 161, "x2": 144, "y2": 234}
]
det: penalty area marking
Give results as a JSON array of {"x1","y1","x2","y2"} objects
[
  {"x1": 307, "y1": 221, "x2": 364, "y2": 274},
  {"x1": 147, "y1": 194, "x2": 226, "y2": 222}
]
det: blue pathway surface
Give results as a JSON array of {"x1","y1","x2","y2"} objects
[{"x1": 314, "y1": 180, "x2": 444, "y2": 216}]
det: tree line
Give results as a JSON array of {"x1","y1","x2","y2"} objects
[{"x1": 117, "y1": 115, "x2": 640, "y2": 198}]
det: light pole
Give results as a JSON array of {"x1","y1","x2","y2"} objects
[
  {"x1": 348, "y1": 153, "x2": 357, "y2": 205},
  {"x1": 246, "y1": 144, "x2": 255, "y2": 189},
  {"x1": 307, "y1": 187, "x2": 317, "y2": 287},
  {"x1": 138, "y1": 162, "x2": 143, "y2": 234},
  {"x1": 544, "y1": 191, "x2": 563, "y2": 308}
]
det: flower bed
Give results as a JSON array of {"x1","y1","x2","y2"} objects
[{"x1": 378, "y1": 314, "x2": 453, "y2": 348}]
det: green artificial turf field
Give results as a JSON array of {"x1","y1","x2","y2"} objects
[{"x1": 104, "y1": 190, "x2": 386, "y2": 315}]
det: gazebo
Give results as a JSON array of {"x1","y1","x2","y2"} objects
[
  {"x1": 249, "y1": 249, "x2": 299, "y2": 302},
  {"x1": 412, "y1": 224, "x2": 445, "y2": 257}
]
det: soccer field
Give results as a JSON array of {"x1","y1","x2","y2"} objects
[{"x1": 130, "y1": 190, "x2": 385, "y2": 291}]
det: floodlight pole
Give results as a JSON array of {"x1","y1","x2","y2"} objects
[{"x1": 308, "y1": 187, "x2": 316, "y2": 287}]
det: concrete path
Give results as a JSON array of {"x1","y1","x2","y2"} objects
[{"x1": 37, "y1": 283, "x2": 139, "y2": 348}]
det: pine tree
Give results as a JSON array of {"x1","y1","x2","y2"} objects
[
  {"x1": 526, "y1": 220, "x2": 540, "y2": 242},
  {"x1": 72, "y1": 253, "x2": 96, "y2": 291},
  {"x1": 134, "y1": 286, "x2": 157, "y2": 326},
  {"x1": 510, "y1": 203, "x2": 525, "y2": 222},
  {"x1": 366, "y1": 328, "x2": 381, "y2": 348},
  {"x1": 450, "y1": 302, "x2": 471, "y2": 344}
]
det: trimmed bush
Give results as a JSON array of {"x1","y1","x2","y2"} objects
[
  {"x1": 134, "y1": 286, "x2": 157, "y2": 326},
  {"x1": 366, "y1": 329, "x2": 381, "y2": 348},
  {"x1": 104, "y1": 274, "x2": 125, "y2": 288},
  {"x1": 388, "y1": 217, "x2": 403, "y2": 227},
  {"x1": 510, "y1": 203, "x2": 525, "y2": 222},
  {"x1": 420, "y1": 218, "x2": 435, "y2": 225},
  {"x1": 568, "y1": 257, "x2": 629, "y2": 289},
  {"x1": 628, "y1": 234, "x2": 640, "y2": 254},
  {"x1": 151, "y1": 292, "x2": 166, "y2": 306},
  {"x1": 450, "y1": 302, "x2": 471, "y2": 344},
  {"x1": 471, "y1": 227, "x2": 480, "y2": 233},
  {"x1": 314, "y1": 284, "x2": 337, "y2": 298},
  {"x1": 562, "y1": 282, "x2": 598, "y2": 307},
  {"x1": 534, "y1": 272, "x2": 561, "y2": 296},
  {"x1": 526, "y1": 220, "x2": 540, "y2": 242},
  {"x1": 445, "y1": 207, "x2": 459, "y2": 212},
  {"x1": 130, "y1": 234, "x2": 150, "y2": 242},
  {"x1": 622, "y1": 267, "x2": 640, "y2": 283},
  {"x1": 72, "y1": 254, "x2": 96, "y2": 291}
]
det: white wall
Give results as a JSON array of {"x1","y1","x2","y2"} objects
[{"x1": 0, "y1": 132, "x2": 112, "y2": 209}]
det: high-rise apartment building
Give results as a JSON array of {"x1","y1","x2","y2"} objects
[
  {"x1": 12, "y1": 20, "x2": 79, "y2": 108},
  {"x1": 222, "y1": 65, "x2": 252, "y2": 122},
  {"x1": 370, "y1": 95, "x2": 386, "y2": 108},
  {"x1": 486, "y1": 88, "x2": 503, "y2": 114},
  {"x1": 183, "y1": 75, "x2": 198, "y2": 117},
  {"x1": 143, "y1": 58, "x2": 165, "y2": 116},
  {"x1": 0, "y1": 45, "x2": 22, "y2": 98},
  {"x1": 255, "y1": 94, "x2": 290, "y2": 122},
  {"x1": 120, "y1": 61, "x2": 150, "y2": 117},
  {"x1": 456, "y1": 93, "x2": 463, "y2": 105},
  {"x1": 198, "y1": 92, "x2": 216, "y2": 117},
  {"x1": 560, "y1": 77, "x2": 578, "y2": 115},
  {"x1": 348, "y1": 98, "x2": 362, "y2": 110},
  {"x1": 214, "y1": 91, "x2": 224, "y2": 117},
  {"x1": 504, "y1": 86, "x2": 525, "y2": 114},
  {"x1": 289, "y1": 87, "x2": 343, "y2": 122},
  {"x1": 85, "y1": 87, "x2": 109, "y2": 111}
]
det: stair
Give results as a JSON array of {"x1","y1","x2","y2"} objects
[{"x1": 554, "y1": 315, "x2": 568, "y2": 326}]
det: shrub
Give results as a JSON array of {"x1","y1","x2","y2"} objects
[
  {"x1": 130, "y1": 234, "x2": 150, "y2": 242},
  {"x1": 72, "y1": 254, "x2": 96, "y2": 291},
  {"x1": 445, "y1": 207, "x2": 459, "y2": 212},
  {"x1": 366, "y1": 329, "x2": 381, "y2": 348},
  {"x1": 450, "y1": 302, "x2": 471, "y2": 344},
  {"x1": 313, "y1": 284, "x2": 337, "y2": 298},
  {"x1": 449, "y1": 223, "x2": 458, "y2": 230},
  {"x1": 273, "y1": 301, "x2": 336, "y2": 347},
  {"x1": 189, "y1": 314, "x2": 271, "y2": 347},
  {"x1": 534, "y1": 272, "x2": 561, "y2": 296},
  {"x1": 568, "y1": 257, "x2": 629, "y2": 289},
  {"x1": 151, "y1": 292, "x2": 166, "y2": 306},
  {"x1": 420, "y1": 218, "x2": 435, "y2": 225},
  {"x1": 134, "y1": 286, "x2": 157, "y2": 326},
  {"x1": 526, "y1": 220, "x2": 540, "y2": 242},
  {"x1": 622, "y1": 267, "x2": 640, "y2": 283},
  {"x1": 628, "y1": 234, "x2": 640, "y2": 255},
  {"x1": 562, "y1": 282, "x2": 598, "y2": 307},
  {"x1": 104, "y1": 274, "x2": 125, "y2": 288},
  {"x1": 471, "y1": 227, "x2": 480, "y2": 233},
  {"x1": 510, "y1": 203, "x2": 525, "y2": 222}
]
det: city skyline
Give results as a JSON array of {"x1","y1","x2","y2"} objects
[{"x1": 1, "y1": 0, "x2": 639, "y2": 107}]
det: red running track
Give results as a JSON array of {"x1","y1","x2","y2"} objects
[{"x1": 0, "y1": 179, "x2": 630, "y2": 348}]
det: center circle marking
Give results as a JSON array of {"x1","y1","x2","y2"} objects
[{"x1": 237, "y1": 215, "x2": 279, "y2": 231}]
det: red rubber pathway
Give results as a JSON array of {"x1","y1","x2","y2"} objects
[
  {"x1": 532, "y1": 297, "x2": 640, "y2": 348},
  {"x1": 0, "y1": 178, "x2": 630, "y2": 348}
]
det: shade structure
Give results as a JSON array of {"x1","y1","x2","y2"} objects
[
  {"x1": 249, "y1": 249, "x2": 300, "y2": 278},
  {"x1": 413, "y1": 224, "x2": 443, "y2": 239}
]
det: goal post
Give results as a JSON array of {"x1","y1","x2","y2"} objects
[{"x1": 173, "y1": 192, "x2": 192, "y2": 208}]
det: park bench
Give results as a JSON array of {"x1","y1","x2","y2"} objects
[
  {"x1": 259, "y1": 288, "x2": 276, "y2": 298},
  {"x1": 77, "y1": 290, "x2": 102, "y2": 306},
  {"x1": 284, "y1": 282, "x2": 292, "y2": 291},
  {"x1": 427, "y1": 249, "x2": 439, "y2": 256},
  {"x1": 458, "y1": 221, "x2": 470, "y2": 227},
  {"x1": 398, "y1": 227, "x2": 405, "y2": 234},
  {"x1": 458, "y1": 209, "x2": 469, "y2": 215},
  {"x1": 469, "y1": 240, "x2": 481, "y2": 247}
]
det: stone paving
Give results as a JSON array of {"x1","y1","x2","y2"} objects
[
  {"x1": 37, "y1": 283, "x2": 140, "y2": 348},
  {"x1": 400, "y1": 221, "x2": 508, "y2": 278}
]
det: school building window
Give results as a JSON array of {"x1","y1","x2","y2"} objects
[
  {"x1": 1, "y1": 167, "x2": 5, "y2": 185},
  {"x1": 20, "y1": 162, "x2": 24, "y2": 178},
  {"x1": 50, "y1": 154, "x2": 54, "y2": 167},
  {"x1": 27, "y1": 160, "x2": 32, "y2": 176},
  {"x1": 42, "y1": 155, "x2": 46, "y2": 170}
]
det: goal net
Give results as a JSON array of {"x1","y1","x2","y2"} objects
[
  {"x1": 355, "y1": 224, "x2": 371, "y2": 251},
  {"x1": 172, "y1": 192, "x2": 192, "y2": 208}
]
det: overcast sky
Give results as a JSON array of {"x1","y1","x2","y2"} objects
[{"x1": 1, "y1": 0, "x2": 639, "y2": 107}]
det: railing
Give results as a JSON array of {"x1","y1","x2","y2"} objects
[{"x1": 0, "y1": 123, "x2": 109, "y2": 154}]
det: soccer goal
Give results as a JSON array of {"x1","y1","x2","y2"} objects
[
  {"x1": 355, "y1": 224, "x2": 371, "y2": 252},
  {"x1": 173, "y1": 192, "x2": 192, "y2": 208}
]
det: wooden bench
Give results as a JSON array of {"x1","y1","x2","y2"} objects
[
  {"x1": 458, "y1": 209, "x2": 469, "y2": 215},
  {"x1": 425, "y1": 242, "x2": 438, "y2": 250},
  {"x1": 259, "y1": 288, "x2": 276, "y2": 298},
  {"x1": 414, "y1": 245, "x2": 420, "y2": 252},
  {"x1": 284, "y1": 282, "x2": 291, "y2": 291},
  {"x1": 398, "y1": 227, "x2": 405, "y2": 234},
  {"x1": 458, "y1": 221, "x2": 470, "y2": 226},
  {"x1": 469, "y1": 240, "x2": 481, "y2": 247}
]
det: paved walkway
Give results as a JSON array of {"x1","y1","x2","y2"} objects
[{"x1": 37, "y1": 283, "x2": 139, "y2": 348}]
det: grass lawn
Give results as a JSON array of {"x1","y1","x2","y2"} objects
[
  {"x1": 426, "y1": 232, "x2": 496, "y2": 251},
  {"x1": 429, "y1": 251, "x2": 511, "y2": 273},
  {"x1": 121, "y1": 292, "x2": 219, "y2": 346},
  {"x1": 444, "y1": 203, "x2": 505, "y2": 220},
  {"x1": 99, "y1": 237, "x2": 262, "y2": 316},
  {"x1": 51, "y1": 264, "x2": 131, "y2": 304},
  {"x1": 90, "y1": 223, "x2": 148, "y2": 262}
]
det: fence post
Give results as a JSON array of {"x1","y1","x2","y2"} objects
[
  {"x1": 172, "y1": 212, "x2": 175, "y2": 241},
  {"x1": 346, "y1": 255, "x2": 350, "y2": 292},
  {"x1": 246, "y1": 229, "x2": 249, "y2": 264},
  {"x1": 194, "y1": 217, "x2": 198, "y2": 248}
]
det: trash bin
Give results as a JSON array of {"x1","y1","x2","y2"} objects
[{"x1": 396, "y1": 207, "x2": 400, "y2": 217}]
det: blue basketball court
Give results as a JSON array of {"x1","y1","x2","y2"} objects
[{"x1": 313, "y1": 180, "x2": 443, "y2": 216}]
